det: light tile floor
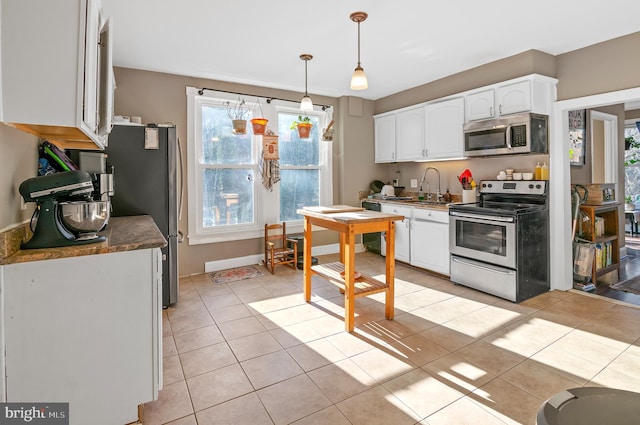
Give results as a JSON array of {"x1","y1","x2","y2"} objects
[{"x1": 143, "y1": 252, "x2": 640, "y2": 425}]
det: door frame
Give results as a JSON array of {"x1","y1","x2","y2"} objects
[{"x1": 551, "y1": 87, "x2": 640, "y2": 291}]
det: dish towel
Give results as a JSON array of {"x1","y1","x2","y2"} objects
[{"x1": 259, "y1": 150, "x2": 280, "y2": 191}]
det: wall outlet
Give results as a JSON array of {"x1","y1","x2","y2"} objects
[{"x1": 410, "y1": 179, "x2": 418, "y2": 188}]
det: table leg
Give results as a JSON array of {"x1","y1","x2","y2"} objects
[
  {"x1": 344, "y1": 226, "x2": 356, "y2": 332},
  {"x1": 339, "y1": 232, "x2": 345, "y2": 263},
  {"x1": 384, "y1": 221, "x2": 395, "y2": 320},
  {"x1": 303, "y1": 217, "x2": 312, "y2": 302}
]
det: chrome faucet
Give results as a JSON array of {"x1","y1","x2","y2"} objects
[{"x1": 420, "y1": 167, "x2": 442, "y2": 201}]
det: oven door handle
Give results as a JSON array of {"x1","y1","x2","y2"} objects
[
  {"x1": 451, "y1": 256, "x2": 516, "y2": 275},
  {"x1": 450, "y1": 211, "x2": 514, "y2": 223}
]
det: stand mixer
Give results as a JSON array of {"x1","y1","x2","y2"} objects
[{"x1": 19, "y1": 170, "x2": 110, "y2": 249}]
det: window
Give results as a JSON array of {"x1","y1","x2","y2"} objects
[
  {"x1": 625, "y1": 122, "x2": 640, "y2": 202},
  {"x1": 277, "y1": 112, "x2": 322, "y2": 221},
  {"x1": 186, "y1": 87, "x2": 332, "y2": 244}
]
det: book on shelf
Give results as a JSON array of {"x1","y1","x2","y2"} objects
[
  {"x1": 594, "y1": 216, "x2": 605, "y2": 237},
  {"x1": 594, "y1": 241, "x2": 613, "y2": 270}
]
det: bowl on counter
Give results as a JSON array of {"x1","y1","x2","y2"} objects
[
  {"x1": 523, "y1": 172, "x2": 534, "y2": 180},
  {"x1": 60, "y1": 201, "x2": 110, "y2": 236},
  {"x1": 513, "y1": 172, "x2": 523, "y2": 180}
]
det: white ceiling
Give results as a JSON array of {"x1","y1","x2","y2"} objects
[{"x1": 102, "y1": 0, "x2": 640, "y2": 102}]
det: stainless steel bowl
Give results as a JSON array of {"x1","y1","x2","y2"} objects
[{"x1": 59, "y1": 201, "x2": 110, "y2": 234}]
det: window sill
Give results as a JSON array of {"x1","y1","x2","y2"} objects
[{"x1": 187, "y1": 221, "x2": 307, "y2": 245}]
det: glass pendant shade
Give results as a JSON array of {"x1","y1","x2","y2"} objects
[
  {"x1": 350, "y1": 11, "x2": 368, "y2": 91},
  {"x1": 299, "y1": 54, "x2": 314, "y2": 111},
  {"x1": 300, "y1": 94, "x2": 313, "y2": 111},
  {"x1": 350, "y1": 66, "x2": 368, "y2": 90}
]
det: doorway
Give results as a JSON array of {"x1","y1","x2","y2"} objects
[{"x1": 551, "y1": 87, "x2": 640, "y2": 306}]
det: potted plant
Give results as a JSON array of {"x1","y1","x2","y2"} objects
[
  {"x1": 626, "y1": 196, "x2": 635, "y2": 211},
  {"x1": 226, "y1": 98, "x2": 250, "y2": 134},
  {"x1": 250, "y1": 99, "x2": 268, "y2": 135},
  {"x1": 625, "y1": 136, "x2": 638, "y2": 150},
  {"x1": 290, "y1": 115, "x2": 313, "y2": 139}
]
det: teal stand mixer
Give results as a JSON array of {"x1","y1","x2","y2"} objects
[{"x1": 19, "y1": 170, "x2": 109, "y2": 249}]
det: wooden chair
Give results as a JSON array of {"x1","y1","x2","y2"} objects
[{"x1": 264, "y1": 222, "x2": 298, "y2": 274}]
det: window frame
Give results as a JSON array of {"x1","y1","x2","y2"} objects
[{"x1": 186, "y1": 87, "x2": 332, "y2": 245}]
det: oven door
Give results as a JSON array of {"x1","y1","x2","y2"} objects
[{"x1": 449, "y1": 211, "x2": 516, "y2": 269}]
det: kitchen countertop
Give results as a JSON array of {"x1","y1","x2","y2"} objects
[
  {"x1": 361, "y1": 198, "x2": 455, "y2": 211},
  {"x1": 0, "y1": 215, "x2": 167, "y2": 265}
]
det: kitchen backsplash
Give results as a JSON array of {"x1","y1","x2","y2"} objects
[{"x1": 377, "y1": 154, "x2": 550, "y2": 195}]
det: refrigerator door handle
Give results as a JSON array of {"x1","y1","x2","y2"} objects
[{"x1": 177, "y1": 137, "x2": 185, "y2": 221}]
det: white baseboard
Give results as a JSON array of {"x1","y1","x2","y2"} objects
[{"x1": 203, "y1": 243, "x2": 367, "y2": 273}]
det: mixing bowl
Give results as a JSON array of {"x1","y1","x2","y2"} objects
[{"x1": 60, "y1": 201, "x2": 110, "y2": 234}]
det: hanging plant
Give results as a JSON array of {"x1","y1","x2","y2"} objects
[
  {"x1": 250, "y1": 98, "x2": 268, "y2": 135},
  {"x1": 290, "y1": 115, "x2": 313, "y2": 139},
  {"x1": 226, "y1": 98, "x2": 250, "y2": 134}
]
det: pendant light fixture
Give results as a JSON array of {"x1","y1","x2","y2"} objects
[
  {"x1": 350, "y1": 11, "x2": 368, "y2": 90},
  {"x1": 299, "y1": 54, "x2": 314, "y2": 111}
]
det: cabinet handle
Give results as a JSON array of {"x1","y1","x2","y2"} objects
[
  {"x1": 499, "y1": 105, "x2": 503, "y2": 115},
  {"x1": 490, "y1": 106, "x2": 494, "y2": 117}
]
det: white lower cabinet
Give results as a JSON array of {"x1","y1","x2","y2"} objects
[
  {"x1": 380, "y1": 205, "x2": 450, "y2": 275},
  {"x1": 410, "y1": 208, "x2": 450, "y2": 276},
  {"x1": 0, "y1": 248, "x2": 162, "y2": 425},
  {"x1": 381, "y1": 204, "x2": 411, "y2": 263}
]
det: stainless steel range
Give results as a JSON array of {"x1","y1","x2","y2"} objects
[{"x1": 449, "y1": 180, "x2": 549, "y2": 302}]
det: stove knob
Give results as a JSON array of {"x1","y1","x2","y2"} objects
[
  {"x1": 536, "y1": 184, "x2": 542, "y2": 189},
  {"x1": 528, "y1": 184, "x2": 534, "y2": 189}
]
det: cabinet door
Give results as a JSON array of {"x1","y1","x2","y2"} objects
[
  {"x1": 381, "y1": 204, "x2": 411, "y2": 262},
  {"x1": 424, "y1": 97, "x2": 465, "y2": 159},
  {"x1": 374, "y1": 114, "x2": 396, "y2": 163},
  {"x1": 83, "y1": 0, "x2": 100, "y2": 133},
  {"x1": 396, "y1": 106, "x2": 425, "y2": 161},
  {"x1": 465, "y1": 89, "x2": 495, "y2": 121},
  {"x1": 3, "y1": 249, "x2": 161, "y2": 424},
  {"x1": 411, "y1": 219, "x2": 450, "y2": 275},
  {"x1": 497, "y1": 80, "x2": 531, "y2": 116}
]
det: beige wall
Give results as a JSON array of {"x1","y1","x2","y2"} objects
[
  {"x1": 375, "y1": 50, "x2": 557, "y2": 114},
  {"x1": 556, "y1": 32, "x2": 640, "y2": 101},
  {"x1": 0, "y1": 123, "x2": 38, "y2": 231},
  {"x1": 113, "y1": 68, "x2": 343, "y2": 276}
]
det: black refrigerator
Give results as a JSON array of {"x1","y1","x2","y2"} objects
[{"x1": 105, "y1": 124, "x2": 180, "y2": 307}]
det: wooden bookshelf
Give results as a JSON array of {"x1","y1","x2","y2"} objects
[{"x1": 579, "y1": 203, "x2": 620, "y2": 284}]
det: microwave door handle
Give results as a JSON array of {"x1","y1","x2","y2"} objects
[{"x1": 506, "y1": 124, "x2": 513, "y2": 150}]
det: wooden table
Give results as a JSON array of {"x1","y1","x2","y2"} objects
[{"x1": 297, "y1": 206, "x2": 405, "y2": 332}]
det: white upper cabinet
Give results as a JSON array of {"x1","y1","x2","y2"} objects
[
  {"x1": 424, "y1": 97, "x2": 465, "y2": 159},
  {"x1": 374, "y1": 113, "x2": 396, "y2": 163},
  {"x1": 0, "y1": 0, "x2": 113, "y2": 149},
  {"x1": 395, "y1": 106, "x2": 426, "y2": 161},
  {"x1": 465, "y1": 76, "x2": 556, "y2": 122},
  {"x1": 373, "y1": 74, "x2": 557, "y2": 162},
  {"x1": 465, "y1": 89, "x2": 495, "y2": 121},
  {"x1": 497, "y1": 81, "x2": 532, "y2": 116}
]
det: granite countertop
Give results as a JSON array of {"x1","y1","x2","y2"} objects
[
  {"x1": 361, "y1": 198, "x2": 454, "y2": 211},
  {"x1": 0, "y1": 215, "x2": 167, "y2": 265}
]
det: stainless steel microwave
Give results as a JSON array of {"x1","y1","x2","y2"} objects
[{"x1": 463, "y1": 113, "x2": 548, "y2": 157}]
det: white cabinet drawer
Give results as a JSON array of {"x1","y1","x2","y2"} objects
[{"x1": 412, "y1": 208, "x2": 448, "y2": 223}]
